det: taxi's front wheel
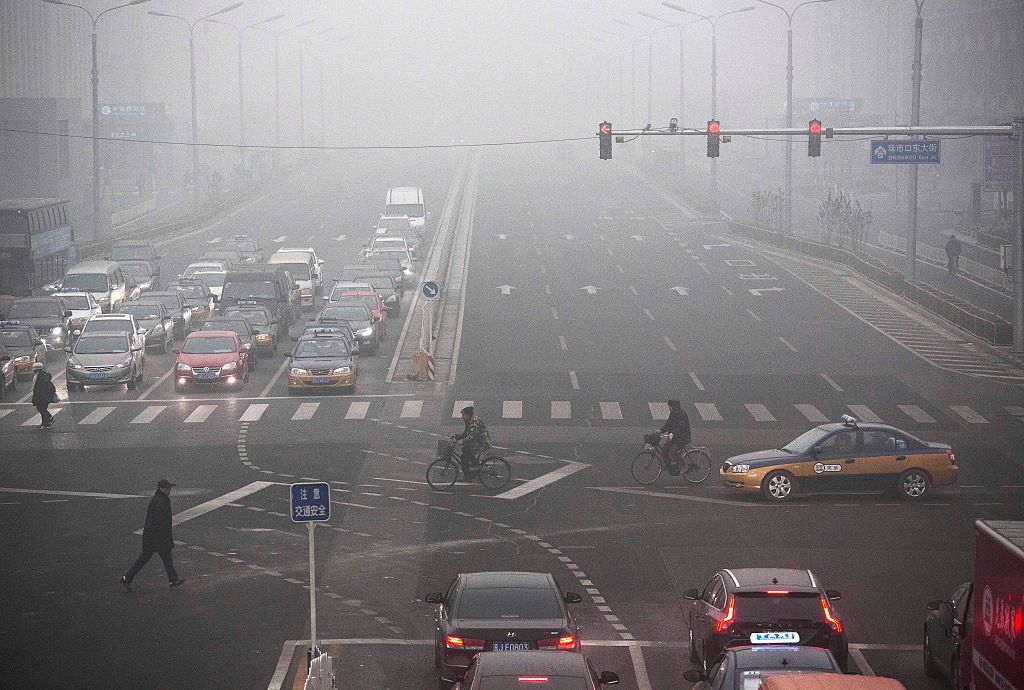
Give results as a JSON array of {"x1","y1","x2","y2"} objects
[
  {"x1": 762, "y1": 470, "x2": 796, "y2": 502},
  {"x1": 898, "y1": 469, "x2": 931, "y2": 500}
]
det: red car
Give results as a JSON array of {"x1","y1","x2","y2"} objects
[{"x1": 173, "y1": 330, "x2": 251, "y2": 392}]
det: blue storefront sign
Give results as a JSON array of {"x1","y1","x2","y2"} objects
[{"x1": 870, "y1": 139, "x2": 941, "y2": 164}]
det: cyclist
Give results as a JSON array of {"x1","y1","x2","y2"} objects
[
  {"x1": 658, "y1": 399, "x2": 691, "y2": 475},
  {"x1": 453, "y1": 406, "x2": 490, "y2": 470}
]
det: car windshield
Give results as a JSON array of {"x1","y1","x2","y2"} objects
[
  {"x1": 782, "y1": 427, "x2": 832, "y2": 454},
  {"x1": 456, "y1": 587, "x2": 562, "y2": 620},
  {"x1": 183, "y1": 265, "x2": 221, "y2": 278},
  {"x1": 59, "y1": 295, "x2": 91, "y2": 310},
  {"x1": 0, "y1": 329, "x2": 32, "y2": 347},
  {"x1": 9, "y1": 301, "x2": 60, "y2": 318},
  {"x1": 61, "y1": 274, "x2": 108, "y2": 293},
  {"x1": 84, "y1": 320, "x2": 131, "y2": 333},
  {"x1": 75, "y1": 335, "x2": 129, "y2": 354},
  {"x1": 174, "y1": 285, "x2": 207, "y2": 300},
  {"x1": 193, "y1": 272, "x2": 225, "y2": 287},
  {"x1": 110, "y1": 246, "x2": 152, "y2": 261},
  {"x1": 295, "y1": 339, "x2": 350, "y2": 358},
  {"x1": 733, "y1": 592, "x2": 824, "y2": 623},
  {"x1": 223, "y1": 281, "x2": 275, "y2": 299},
  {"x1": 202, "y1": 320, "x2": 248, "y2": 336},
  {"x1": 335, "y1": 295, "x2": 377, "y2": 311},
  {"x1": 228, "y1": 310, "x2": 269, "y2": 325},
  {"x1": 182, "y1": 336, "x2": 236, "y2": 354},
  {"x1": 321, "y1": 306, "x2": 369, "y2": 322},
  {"x1": 385, "y1": 203, "x2": 423, "y2": 218},
  {"x1": 119, "y1": 262, "x2": 150, "y2": 277},
  {"x1": 120, "y1": 304, "x2": 162, "y2": 320},
  {"x1": 274, "y1": 263, "x2": 311, "y2": 280},
  {"x1": 146, "y1": 296, "x2": 180, "y2": 311}
]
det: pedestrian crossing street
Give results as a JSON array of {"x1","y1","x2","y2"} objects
[{"x1": 3, "y1": 397, "x2": 1022, "y2": 430}]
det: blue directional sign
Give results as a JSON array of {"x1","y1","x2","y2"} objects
[
  {"x1": 290, "y1": 482, "x2": 330, "y2": 522},
  {"x1": 422, "y1": 281, "x2": 440, "y2": 300},
  {"x1": 870, "y1": 139, "x2": 940, "y2": 164}
]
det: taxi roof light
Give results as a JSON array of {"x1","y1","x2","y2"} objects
[{"x1": 840, "y1": 414, "x2": 857, "y2": 427}]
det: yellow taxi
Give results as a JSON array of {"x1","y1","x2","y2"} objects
[
  {"x1": 287, "y1": 332, "x2": 356, "y2": 394},
  {"x1": 721, "y1": 415, "x2": 958, "y2": 501}
]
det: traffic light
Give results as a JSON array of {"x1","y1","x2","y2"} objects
[
  {"x1": 706, "y1": 120, "x2": 721, "y2": 158},
  {"x1": 808, "y1": 119, "x2": 822, "y2": 157},
  {"x1": 599, "y1": 122, "x2": 612, "y2": 160}
]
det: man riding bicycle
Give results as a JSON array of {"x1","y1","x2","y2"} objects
[
  {"x1": 657, "y1": 399, "x2": 691, "y2": 475},
  {"x1": 453, "y1": 406, "x2": 490, "y2": 469}
]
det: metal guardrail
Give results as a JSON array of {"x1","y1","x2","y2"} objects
[{"x1": 876, "y1": 230, "x2": 1009, "y2": 290}]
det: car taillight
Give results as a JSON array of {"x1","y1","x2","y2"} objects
[
  {"x1": 715, "y1": 596, "x2": 736, "y2": 633},
  {"x1": 445, "y1": 635, "x2": 484, "y2": 650},
  {"x1": 766, "y1": 589, "x2": 790, "y2": 596},
  {"x1": 537, "y1": 635, "x2": 576, "y2": 651},
  {"x1": 518, "y1": 678, "x2": 549, "y2": 684},
  {"x1": 946, "y1": 449, "x2": 956, "y2": 464},
  {"x1": 821, "y1": 596, "x2": 842, "y2": 633}
]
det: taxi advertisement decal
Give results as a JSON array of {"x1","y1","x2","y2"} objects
[{"x1": 813, "y1": 463, "x2": 842, "y2": 473}]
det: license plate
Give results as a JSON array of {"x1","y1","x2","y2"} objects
[
  {"x1": 89, "y1": 372, "x2": 108, "y2": 380},
  {"x1": 194, "y1": 372, "x2": 218, "y2": 380},
  {"x1": 750, "y1": 631, "x2": 800, "y2": 644},
  {"x1": 491, "y1": 642, "x2": 531, "y2": 652},
  {"x1": 311, "y1": 377, "x2": 331, "y2": 385}
]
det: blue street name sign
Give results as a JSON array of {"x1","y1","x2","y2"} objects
[
  {"x1": 870, "y1": 139, "x2": 940, "y2": 164},
  {"x1": 290, "y1": 482, "x2": 330, "y2": 522},
  {"x1": 422, "y1": 281, "x2": 440, "y2": 300}
]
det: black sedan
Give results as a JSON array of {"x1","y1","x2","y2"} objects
[
  {"x1": 425, "y1": 572, "x2": 583, "y2": 685},
  {"x1": 454, "y1": 651, "x2": 618, "y2": 689},
  {"x1": 200, "y1": 316, "x2": 260, "y2": 371},
  {"x1": 685, "y1": 645, "x2": 842, "y2": 690},
  {"x1": 924, "y1": 582, "x2": 972, "y2": 688}
]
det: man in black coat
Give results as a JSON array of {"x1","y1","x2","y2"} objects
[
  {"x1": 659, "y1": 399, "x2": 692, "y2": 474},
  {"x1": 121, "y1": 479, "x2": 185, "y2": 591}
]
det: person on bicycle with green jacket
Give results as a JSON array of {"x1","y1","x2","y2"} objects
[
  {"x1": 659, "y1": 400, "x2": 691, "y2": 475},
  {"x1": 454, "y1": 406, "x2": 490, "y2": 469}
]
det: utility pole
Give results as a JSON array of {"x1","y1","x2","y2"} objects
[
  {"x1": 906, "y1": 0, "x2": 925, "y2": 281},
  {"x1": 1014, "y1": 117, "x2": 1024, "y2": 354}
]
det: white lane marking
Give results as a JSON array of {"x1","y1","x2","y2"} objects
[
  {"x1": 606, "y1": 246, "x2": 614, "y2": 256},
  {"x1": 649, "y1": 402, "x2": 669, "y2": 420},
  {"x1": 745, "y1": 308, "x2": 762, "y2": 322},
  {"x1": 0, "y1": 409, "x2": 14, "y2": 420},
  {"x1": 745, "y1": 404, "x2": 776, "y2": 422},
  {"x1": 184, "y1": 404, "x2": 217, "y2": 423},
  {"x1": 21, "y1": 407, "x2": 63, "y2": 426},
  {"x1": 642, "y1": 308, "x2": 656, "y2": 321},
  {"x1": 138, "y1": 368, "x2": 173, "y2": 400},
  {"x1": 689, "y1": 371, "x2": 705, "y2": 391},
  {"x1": 569, "y1": 371, "x2": 580, "y2": 390},
  {"x1": 79, "y1": 406, "x2": 115, "y2": 425},
  {"x1": 615, "y1": 264, "x2": 624, "y2": 274},
  {"x1": 131, "y1": 405, "x2": 166, "y2": 424},
  {"x1": 899, "y1": 404, "x2": 936, "y2": 423},
  {"x1": 551, "y1": 401, "x2": 571, "y2": 419},
  {"x1": 452, "y1": 400, "x2": 473, "y2": 418},
  {"x1": 239, "y1": 403, "x2": 269, "y2": 422},
  {"x1": 628, "y1": 285, "x2": 638, "y2": 296},
  {"x1": 135, "y1": 481, "x2": 276, "y2": 534},
  {"x1": 795, "y1": 404, "x2": 829, "y2": 423},
  {"x1": 585, "y1": 485, "x2": 802, "y2": 507},
  {"x1": 260, "y1": 358, "x2": 290, "y2": 398},
  {"x1": 600, "y1": 402, "x2": 622, "y2": 420},
  {"x1": 699, "y1": 264, "x2": 711, "y2": 275},
  {"x1": 400, "y1": 400, "x2": 423, "y2": 418},
  {"x1": 345, "y1": 401, "x2": 370, "y2": 420},
  {"x1": 551, "y1": 307, "x2": 559, "y2": 320},
  {"x1": 695, "y1": 402, "x2": 723, "y2": 421},
  {"x1": 847, "y1": 405, "x2": 882, "y2": 423},
  {"x1": 663, "y1": 335, "x2": 678, "y2": 351},
  {"x1": 492, "y1": 461, "x2": 589, "y2": 500},
  {"x1": 544, "y1": 285, "x2": 552, "y2": 295},
  {"x1": 629, "y1": 645, "x2": 653, "y2": 690},
  {"x1": 502, "y1": 400, "x2": 523, "y2": 419},
  {"x1": 558, "y1": 336, "x2": 567, "y2": 351},
  {"x1": 292, "y1": 403, "x2": 319, "y2": 421},
  {"x1": 539, "y1": 263, "x2": 546, "y2": 274},
  {"x1": 778, "y1": 336, "x2": 798, "y2": 353},
  {"x1": 721, "y1": 285, "x2": 734, "y2": 296},
  {"x1": 820, "y1": 373, "x2": 844, "y2": 392},
  {"x1": 0, "y1": 487, "x2": 147, "y2": 499},
  {"x1": 950, "y1": 405, "x2": 989, "y2": 424}
]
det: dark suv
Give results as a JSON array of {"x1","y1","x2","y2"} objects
[{"x1": 683, "y1": 568, "x2": 848, "y2": 672}]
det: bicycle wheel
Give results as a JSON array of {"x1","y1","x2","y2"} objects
[
  {"x1": 681, "y1": 448, "x2": 712, "y2": 484},
  {"x1": 478, "y1": 456, "x2": 512, "y2": 491},
  {"x1": 630, "y1": 450, "x2": 663, "y2": 486},
  {"x1": 426, "y1": 458, "x2": 459, "y2": 490}
]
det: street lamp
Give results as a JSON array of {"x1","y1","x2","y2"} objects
[
  {"x1": 273, "y1": 19, "x2": 316, "y2": 166},
  {"x1": 613, "y1": 18, "x2": 656, "y2": 126},
  {"x1": 298, "y1": 29, "x2": 334, "y2": 149},
  {"x1": 149, "y1": 2, "x2": 244, "y2": 211},
  {"x1": 756, "y1": 0, "x2": 836, "y2": 238},
  {"x1": 41, "y1": 0, "x2": 152, "y2": 239},
  {"x1": 600, "y1": 30, "x2": 629, "y2": 123}
]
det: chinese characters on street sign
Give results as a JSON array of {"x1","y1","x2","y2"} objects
[
  {"x1": 870, "y1": 139, "x2": 941, "y2": 164},
  {"x1": 290, "y1": 482, "x2": 331, "y2": 522}
]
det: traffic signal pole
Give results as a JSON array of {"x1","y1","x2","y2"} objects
[{"x1": 907, "y1": 0, "x2": 925, "y2": 282}]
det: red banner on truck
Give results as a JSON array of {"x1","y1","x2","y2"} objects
[{"x1": 972, "y1": 521, "x2": 1024, "y2": 690}]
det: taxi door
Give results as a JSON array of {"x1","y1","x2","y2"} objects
[
  {"x1": 857, "y1": 429, "x2": 910, "y2": 490},
  {"x1": 807, "y1": 429, "x2": 864, "y2": 492}
]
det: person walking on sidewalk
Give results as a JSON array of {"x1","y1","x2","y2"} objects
[
  {"x1": 121, "y1": 479, "x2": 186, "y2": 591},
  {"x1": 945, "y1": 233, "x2": 963, "y2": 276},
  {"x1": 30, "y1": 364, "x2": 56, "y2": 429}
]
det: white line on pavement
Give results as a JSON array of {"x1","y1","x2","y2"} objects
[
  {"x1": 569, "y1": 371, "x2": 580, "y2": 390},
  {"x1": 585, "y1": 486, "x2": 805, "y2": 507},
  {"x1": 184, "y1": 404, "x2": 217, "y2": 423},
  {"x1": 695, "y1": 402, "x2": 723, "y2": 421},
  {"x1": 452, "y1": 400, "x2": 473, "y2": 418},
  {"x1": 663, "y1": 335, "x2": 678, "y2": 351},
  {"x1": 642, "y1": 308, "x2": 656, "y2": 321},
  {"x1": 600, "y1": 402, "x2": 622, "y2": 420},
  {"x1": 629, "y1": 645, "x2": 653, "y2": 690},
  {"x1": 345, "y1": 402, "x2": 370, "y2": 420},
  {"x1": 689, "y1": 371, "x2": 705, "y2": 391},
  {"x1": 950, "y1": 405, "x2": 989, "y2": 424},
  {"x1": 492, "y1": 461, "x2": 589, "y2": 500},
  {"x1": 551, "y1": 401, "x2": 571, "y2": 419},
  {"x1": 502, "y1": 400, "x2": 523, "y2": 419},
  {"x1": 400, "y1": 400, "x2": 423, "y2": 418},
  {"x1": 260, "y1": 358, "x2": 290, "y2": 398},
  {"x1": 745, "y1": 308, "x2": 762, "y2": 322},
  {"x1": 551, "y1": 306, "x2": 559, "y2": 320},
  {"x1": 847, "y1": 405, "x2": 882, "y2": 423},
  {"x1": 778, "y1": 336, "x2": 798, "y2": 353},
  {"x1": 746, "y1": 404, "x2": 776, "y2": 422},
  {"x1": 239, "y1": 403, "x2": 269, "y2": 422},
  {"x1": 136, "y1": 481, "x2": 277, "y2": 534},
  {"x1": 21, "y1": 407, "x2": 62, "y2": 426},
  {"x1": 138, "y1": 368, "x2": 173, "y2": 400},
  {"x1": 649, "y1": 402, "x2": 669, "y2": 420},
  {"x1": 795, "y1": 403, "x2": 829, "y2": 423},
  {"x1": 898, "y1": 404, "x2": 936, "y2": 423},
  {"x1": 721, "y1": 285, "x2": 734, "y2": 296},
  {"x1": 292, "y1": 403, "x2": 319, "y2": 421},
  {"x1": 131, "y1": 405, "x2": 166, "y2": 424},
  {"x1": 0, "y1": 487, "x2": 147, "y2": 499},
  {"x1": 820, "y1": 373, "x2": 844, "y2": 392},
  {"x1": 79, "y1": 406, "x2": 115, "y2": 425},
  {"x1": 558, "y1": 336, "x2": 567, "y2": 350},
  {"x1": 848, "y1": 647, "x2": 875, "y2": 676}
]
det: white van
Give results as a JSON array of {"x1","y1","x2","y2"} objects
[
  {"x1": 384, "y1": 187, "x2": 427, "y2": 230},
  {"x1": 60, "y1": 260, "x2": 129, "y2": 313},
  {"x1": 268, "y1": 250, "x2": 318, "y2": 309}
]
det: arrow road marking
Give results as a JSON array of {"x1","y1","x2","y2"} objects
[
  {"x1": 206, "y1": 236, "x2": 222, "y2": 244},
  {"x1": 748, "y1": 287, "x2": 786, "y2": 296},
  {"x1": 702, "y1": 243, "x2": 730, "y2": 249},
  {"x1": 739, "y1": 273, "x2": 777, "y2": 281},
  {"x1": 580, "y1": 285, "x2": 601, "y2": 295},
  {"x1": 669, "y1": 286, "x2": 689, "y2": 296},
  {"x1": 496, "y1": 285, "x2": 516, "y2": 295},
  {"x1": 562, "y1": 234, "x2": 574, "y2": 240},
  {"x1": 630, "y1": 235, "x2": 644, "y2": 242},
  {"x1": 497, "y1": 234, "x2": 508, "y2": 240},
  {"x1": 333, "y1": 234, "x2": 347, "y2": 241}
]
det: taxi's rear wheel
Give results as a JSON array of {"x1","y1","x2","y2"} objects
[
  {"x1": 762, "y1": 470, "x2": 795, "y2": 501},
  {"x1": 898, "y1": 469, "x2": 931, "y2": 500}
]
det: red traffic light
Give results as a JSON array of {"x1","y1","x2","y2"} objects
[
  {"x1": 809, "y1": 120, "x2": 822, "y2": 134},
  {"x1": 599, "y1": 122, "x2": 611, "y2": 135},
  {"x1": 708, "y1": 121, "x2": 721, "y2": 134}
]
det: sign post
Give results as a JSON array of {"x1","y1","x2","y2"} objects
[{"x1": 291, "y1": 482, "x2": 331, "y2": 666}]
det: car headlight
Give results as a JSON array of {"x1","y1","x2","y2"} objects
[
  {"x1": 50, "y1": 326, "x2": 63, "y2": 335},
  {"x1": 357, "y1": 327, "x2": 373, "y2": 337},
  {"x1": 176, "y1": 362, "x2": 192, "y2": 372},
  {"x1": 67, "y1": 357, "x2": 84, "y2": 370},
  {"x1": 139, "y1": 282, "x2": 152, "y2": 291},
  {"x1": 332, "y1": 366, "x2": 352, "y2": 375},
  {"x1": 291, "y1": 367, "x2": 309, "y2": 376},
  {"x1": 729, "y1": 464, "x2": 750, "y2": 474},
  {"x1": 116, "y1": 355, "x2": 133, "y2": 368},
  {"x1": 256, "y1": 333, "x2": 271, "y2": 341},
  {"x1": 221, "y1": 361, "x2": 237, "y2": 372}
]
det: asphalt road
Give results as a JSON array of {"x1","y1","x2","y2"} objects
[{"x1": 1, "y1": 146, "x2": 1022, "y2": 690}]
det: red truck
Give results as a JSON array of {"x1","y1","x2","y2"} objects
[{"x1": 924, "y1": 520, "x2": 1024, "y2": 690}]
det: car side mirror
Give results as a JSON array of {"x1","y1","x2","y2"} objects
[
  {"x1": 172, "y1": 348, "x2": 180, "y2": 355},
  {"x1": 64, "y1": 310, "x2": 73, "y2": 318},
  {"x1": 72, "y1": 329, "x2": 81, "y2": 336},
  {"x1": 317, "y1": 259, "x2": 325, "y2": 265},
  {"x1": 424, "y1": 592, "x2": 443, "y2": 604},
  {"x1": 241, "y1": 343, "x2": 252, "y2": 353},
  {"x1": 599, "y1": 671, "x2": 619, "y2": 685},
  {"x1": 926, "y1": 599, "x2": 942, "y2": 612},
  {"x1": 137, "y1": 328, "x2": 145, "y2": 334},
  {"x1": 212, "y1": 295, "x2": 220, "y2": 303},
  {"x1": 682, "y1": 588, "x2": 699, "y2": 601},
  {"x1": 826, "y1": 589, "x2": 841, "y2": 601},
  {"x1": 564, "y1": 592, "x2": 582, "y2": 604}
]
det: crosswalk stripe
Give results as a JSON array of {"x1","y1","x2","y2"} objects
[
  {"x1": 745, "y1": 404, "x2": 776, "y2": 422},
  {"x1": 21, "y1": 407, "x2": 64, "y2": 426},
  {"x1": 400, "y1": 400, "x2": 423, "y2": 418},
  {"x1": 847, "y1": 405, "x2": 882, "y2": 424},
  {"x1": 551, "y1": 401, "x2": 571, "y2": 419},
  {"x1": 950, "y1": 405, "x2": 988, "y2": 424},
  {"x1": 292, "y1": 403, "x2": 319, "y2": 421},
  {"x1": 599, "y1": 402, "x2": 622, "y2": 420},
  {"x1": 695, "y1": 403, "x2": 723, "y2": 422},
  {"x1": 898, "y1": 404, "x2": 936, "y2": 423},
  {"x1": 184, "y1": 405, "x2": 217, "y2": 423},
  {"x1": 239, "y1": 403, "x2": 269, "y2": 422},
  {"x1": 0, "y1": 409, "x2": 14, "y2": 420},
  {"x1": 452, "y1": 400, "x2": 473, "y2": 418},
  {"x1": 345, "y1": 401, "x2": 370, "y2": 420},
  {"x1": 648, "y1": 402, "x2": 669, "y2": 420},
  {"x1": 502, "y1": 400, "x2": 523, "y2": 419},
  {"x1": 131, "y1": 405, "x2": 166, "y2": 424},
  {"x1": 795, "y1": 404, "x2": 829, "y2": 423}
]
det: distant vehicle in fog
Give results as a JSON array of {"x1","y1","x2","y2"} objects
[
  {"x1": 384, "y1": 186, "x2": 428, "y2": 230},
  {"x1": 0, "y1": 199, "x2": 75, "y2": 297}
]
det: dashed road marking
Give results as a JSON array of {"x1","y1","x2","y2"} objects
[
  {"x1": 184, "y1": 404, "x2": 217, "y2": 423},
  {"x1": 569, "y1": 371, "x2": 580, "y2": 390},
  {"x1": 131, "y1": 405, "x2": 166, "y2": 424},
  {"x1": 778, "y1": 336, "x2": 798, "y2": 353},
  {"x1": 345, "y1": 401, "x2": 370, "y2": 420},
  {"x1": 291, "y1": 403, "x2": 319, "y2": 421},
  {"x1": 648, "y1": 402, "x2": 669, "y2": 420},
  {"x1": 502, "y1": 400, "x2": 523, "y2": 419},
  {"x1": 239, "y1": 403, "x2": 269, "y2": 423},
  {"x1": 452, "y1": 400, "x2": 473, "y2": 418},
  {"x1": 847, "y1": 405, "x2": 882, "y2": 424},
  {"x1": 400, "y1": 400, "x2": 423, "y2": 418},
  {"x1": 899, "y1": 404, "x2": 936, "y2": 423},
  {"x1": 689, "y1": 371, "x2": 705, "y2": 391},
  {"x1": 745, "y1": 404, "x2": 776, "y2": 422},
  {"x1": 695, "y1": 402, "x2": 723, "y2": 422},
  {"x1": 551, "y1": 401, "x2": 571, "y2": 419},
  {"x1": 820, "y1": 373, "x2": 844, "y2": 392},
  {"x1": 600, "y1": 402, "x2": 622, "y2": 420},
  {"x1": 950, "y1": 405, "x2": 988, "y2": 424},
  {"x1": 79, "y1": 406, "x2": 115, "y2": 425},
  {"x1": 795, "y1": 403, "x2": 829, "y2": 423}
]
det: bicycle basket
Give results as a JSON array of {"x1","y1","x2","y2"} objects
[
  {"x1": 643, "y1": 432, "x2": 661, "y2": 447},
  {"x1": 437, "y1": 439, "x2": 455, "y2": 459}
]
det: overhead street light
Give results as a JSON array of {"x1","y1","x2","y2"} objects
[
  {"x1": 297, "y1": 28, "x2": 335, "y2": 149},
  {"x1": 272, "y1": 19, "x2": 316, "y2": 165}
]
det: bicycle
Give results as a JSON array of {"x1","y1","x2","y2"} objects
[
  {"x1": 426, "y1": 439, "x2": 512, "y2": 492},
  {"x1": 630, "y1": 432, "x2": 712, "y2": 486}
]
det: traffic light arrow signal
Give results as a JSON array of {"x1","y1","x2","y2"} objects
[{"x1": 599, "y1": 123, "x2": 611, "y2": 135}]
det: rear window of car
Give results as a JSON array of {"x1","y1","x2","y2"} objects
[
  {"x1": 335, "y1": 295, "x2": 377, "y2": 311},
  {"x1": 734, "y1": 592, "x2": 823, "y2": 622},
  {"x1": 0, "y1": 329, "x2": 32, "y2": 347},
  {"x1": 456, "y1": 587, "x2": 562, "y2": 620},
  {"x1": 84, "y1": 320, "x2": 131, "y2": 334}
]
